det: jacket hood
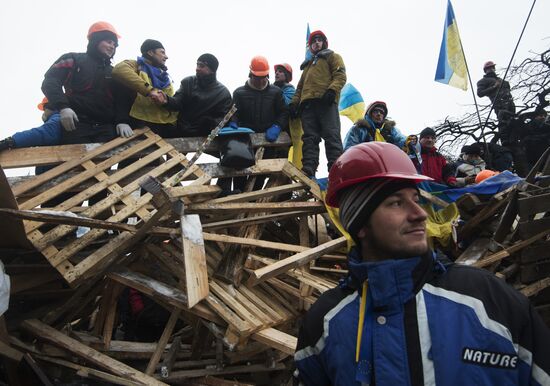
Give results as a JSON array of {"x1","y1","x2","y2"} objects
[{"x1": 355, "y1": 117, "x2": 396, "y2": 130}]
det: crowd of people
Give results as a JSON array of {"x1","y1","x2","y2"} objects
[
  {"x1": 1, "y1": 20, "x2": 549, "y2": 386},
  {"x1": 1, "y1": 22, "x2": 547, "y2": 193}
]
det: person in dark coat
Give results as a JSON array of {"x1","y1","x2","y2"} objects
[
  {"x1": 476, "y1": 61, "x2": 516, "y2": 125},
  {"x1": 218, "y1": 55, "x2": 289, "y2": 193},
  {"x1": 163, "y1": 53, "x2": 232, "y2": 137},
  {"x1": 41, "y1": 21, "x2": 121, "y2": 144}
]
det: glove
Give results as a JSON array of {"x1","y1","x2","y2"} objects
[
  {"x1": 289, "y1": 103, "x2": 299, "y2": 119},
  {"x1": 59, "y1": 108, "x2": 79, "y2": 132},
  {"x1": 229, "y1": 121, "x2": 239, "y2": 130},
  {"x1": 321, "y1": 89, "x2": 336, "y2": 105},
  {"x1": 265, "y1": 124, "x2": 281, "y2": 142},
  {"x1": 116, "y1": 123, "x2": 134, "y2": 138}
]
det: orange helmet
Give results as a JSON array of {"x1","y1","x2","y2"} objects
[
  {"x1": 274, "y1": 63, "x2": 293, "y2": 82},
  {"x1": 326, "y1": 142, "x2": 432, "y2": 207},
  {"x1": 250, "y1": 56, "x2": 269, "y2": 77},
  {"x1": 37, "y1": 97, "x2": 48, "y2": 111},
  {"x1": 87, "y1": 21, "x2": 121, "y2": 40},
  {"x1": 475, "y1": 169, "x2": 499, "y2": 184}
]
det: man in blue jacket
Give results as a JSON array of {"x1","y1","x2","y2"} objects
[
  {"x1": 343, "y1": 101, "x2": 406, "y2": 150},
  {"x1": 295, "y1": 141, "x2": 550, "y2": 385}
]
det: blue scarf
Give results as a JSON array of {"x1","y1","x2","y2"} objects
[{"x1": 137, "y1": 56, "x2": 171, "y2": 90}]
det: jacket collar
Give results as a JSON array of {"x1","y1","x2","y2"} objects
[{"x1": 345, "y1": 247, "x2": 438, "y2": 310}]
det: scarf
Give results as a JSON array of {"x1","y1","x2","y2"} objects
[{"x1": 137, "y1": 56, "x2": 171, "y2": 90}]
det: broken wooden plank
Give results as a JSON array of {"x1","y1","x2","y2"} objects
[
  {"x1": 180, "y1": 215, "x2": 209, "y2": 308},
  {"x1": 247, "y1": 237, "x2": 347, "y2": 286},
  {"x1": 21, "y1": 319, "x2": 167, "y2": 386},
  {"x1": 520, "y1": 277, "x2": 550, "y2": 297},
  {"x1": 186, "y1": 201, "x2": 324, "y2": 215},
  {"x1": 145, "y1": 309, "x2": 181, "y2": 375}
]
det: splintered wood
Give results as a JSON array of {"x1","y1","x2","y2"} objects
[{"x1": 0, "y1": 129, "x2": 346, "y2": 385}]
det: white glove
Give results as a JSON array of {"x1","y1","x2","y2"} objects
[
  {"x1": 59, "y1": 108, "x2": 78, "y2": 132},
  {"x1": 116, "y1": 123, "x2": 134, "y2": 138}
]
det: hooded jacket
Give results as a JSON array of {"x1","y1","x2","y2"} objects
[
  {"x1": 476, "y1": 72, "x2": 514, "y2": 110},
  {"x1": 292, "y1": 49, "x2": 346, "y2": 106},
  {"x1": 295, "y1": 248, "x2": 550, "y2": 386},
  {"x1": 42, "y1": 47, "x2": 116, "y2": 124},
  {"x1": 343, "y1": 115, "x2": 406, "y2": 150}
]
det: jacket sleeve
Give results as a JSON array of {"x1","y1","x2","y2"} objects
[
  {"x1": 164, "y1": 77, "x2": 192, "y2": 112},
  {"x1": 391, "y1": 126, "x2": 407, "y2": 149},
  {"x1": 41, "y1": 53, "x2": 76, "y2": 111},
  {"x1": 274, "y1": 89, "x2": 290, "y2": 132},
  {"x1": 327, "y1": 53, "x2": 347, "y2": 94},
  {"x1": 343, "y1": 125, "x2": 362, "y2": 150},
  {"x1": 282, "y1": 84, "x2": 296, "y2": 105},
  {"x1": 476, "y1": 77, "x2": 497, "y2": 98},
  {"x1": 441, "y1": 158, "x2": 457, "y2": 186},
  {"x1": 295, "y1": 320, "x2": 332, "y2": 386},
  {"x1": 112, "y1": 79, "x2": 136, "y2": 125},
  {"x1": 524, "y1": 304, "x2": 550, "y2": 385},
  {"x1": 112, "y1": 60, "x2": 154, "y2": 97}
]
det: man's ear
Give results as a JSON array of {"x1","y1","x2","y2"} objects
[{"x1": 356, "y1": 225, "x2": 368, "y2": 239}]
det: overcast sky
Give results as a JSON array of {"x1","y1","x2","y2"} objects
[{"x1": 1, "y1": 0, "x2": 548, "y2": 177}]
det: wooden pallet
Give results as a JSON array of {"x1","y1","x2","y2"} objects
[{"x1": 11, "y1": 129, "x2": 209, "y2": 286}]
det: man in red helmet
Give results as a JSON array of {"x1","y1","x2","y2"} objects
[
  {"x1": 290, "y1": 30, "x2": 346, "y2": 178},
  {"x1": 42, "y1": 21, "x2": 121, "y2": 144},
  {"x1": 295, "y1": 141, "x2": 550, "y2": 386}
]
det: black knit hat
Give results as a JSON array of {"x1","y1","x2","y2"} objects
[
  {"x1": 339, "y1": 178, "x2": 418, "y2": 241},
  {"x1": 419, "y1": 127, "x2": 437, "y2": 139},
  {"x1": 197, "y1": 53, "x2": 219, "y2": 72},
  {"x1": 140, "y1": 39, "x2": 164, "y2": 56},
  {"x1": 465, "y1": 143, "x2": 481, "y2": 156}
]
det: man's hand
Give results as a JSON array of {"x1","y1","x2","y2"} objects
[
  {"x1": 265, "y1": 124, "x2": 281, "y2": 142},
  {"x1": 149, "y1": 89, "x2": 167, "y2": 104},
  {"x1": 116, "y1": 123, "x2": 134, "y2": 138},
  {"x1": 466, "y1": 175, "x2": 476, "y2": 185},
  {"x1": 321, "y1": 89, "x2": 336, "y2": 105},
  {"x1": 59, "y1": 108, "x2": 79, "y2": 132}
]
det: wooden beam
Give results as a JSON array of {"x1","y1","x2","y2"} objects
[
  {"x1": 251, "y1": 328, "x2": 297, "y2": 356},
  {"x1": 20, "y1": 319, "x2": 167, "y2": 386},
  {"x1": 180, "y1": 215, "x2": 209, "y2": 308},
  {"x1": 247, "y1": 236, "x2": 347, "y2": 286},
  {"x1": 186, "y1": 201, "x2": 324, "y2": 215},
  {"x1": 0, "y1": 133, "x2": 291, "y2": 169}
]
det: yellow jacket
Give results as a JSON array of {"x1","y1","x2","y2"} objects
[
  {"x1": 292, "y1": 49, "x2": 346, "y2": 105},
  {"x1": 112, "y1": 59, "x2": 177, "y2": 124}
]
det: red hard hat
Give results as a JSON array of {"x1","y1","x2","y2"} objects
[
  {"x1": 326, "y1": 142, "x2": 432, "y2": 207},
  {"x1": 308, "y1": 30, "x2": 328, "y2": 48},
  {"x1": 274, "y1": 63, "x2": 293, "y2": 82},
  {"x1": 87, "y1": 21, "x2": 121, "y2": 40},
  {"x1": 483, "y1": 61, "x2": 496, "y2": 71},
  {"x1": 250, "y1": 55, "x2": 270, "y2": 77}
]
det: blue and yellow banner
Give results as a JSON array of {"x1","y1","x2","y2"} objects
[
  {"x1": 435, "y1": 0, "x2": 468, "y2": 91},
  {"x1": 338, "y1": 83, "x2": 366, "y2": 123}
]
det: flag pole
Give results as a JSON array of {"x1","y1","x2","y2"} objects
[{"x1": 453, "y1": 12, "x2": 483, "y2": 136}]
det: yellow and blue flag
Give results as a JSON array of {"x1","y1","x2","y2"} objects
[
  {"x1": 338, "y1": 83, "x2": 366, "y2": 123},
  {"x1": 305, "y1": 23, "x2": 312, "y2": 61},
  {"x1": 435, "y1": 0, "x2": 468, "y2": 91}
]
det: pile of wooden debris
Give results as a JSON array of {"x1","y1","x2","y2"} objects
[{"x1": 0, "y1": 129, "x2": 548, "y2": 385}]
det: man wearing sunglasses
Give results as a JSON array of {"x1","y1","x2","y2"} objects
[
  {"x1": 343, "y1": 101, "x2": 406, "y2": 151},
  {"x1": 290, "y1": 30, "x2": 346, "y2": 178}
]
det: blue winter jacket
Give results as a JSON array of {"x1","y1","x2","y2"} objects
[
  {"x1": 295, "y1": 248, "x2": 550, "y2": 386},
  {"x1": 343, "y1": 116, "x2": 406, "y2": 151},
  {"x1": 276, "y1": 82, "x2": 296, "y2": 106}
]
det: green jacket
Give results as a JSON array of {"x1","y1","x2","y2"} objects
[{"x1": 292, "y1": 49, "x2": 346, "y2": 106}]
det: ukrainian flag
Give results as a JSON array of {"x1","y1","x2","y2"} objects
[
  {"x1": 338, "y1": 83, "x2": 366, "y2": 123},
  {"x1": 435, "y1": 0, "x2": 468, "y2": 91},
  {"x1": 305, "y1": 23, "x2": 312, "y2": 61}
]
